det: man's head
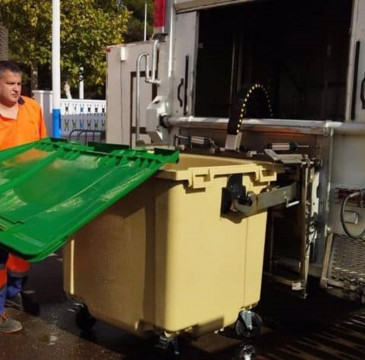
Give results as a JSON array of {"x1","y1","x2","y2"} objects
[{"x1": 0, "y1": 61, "x2": 22, "y2": 107}]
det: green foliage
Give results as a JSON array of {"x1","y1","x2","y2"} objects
[
  {"x1": 122, "y1": 0, "x2": 154, "y2": 42},
  {"x1": 0, "y1": 0, "x2": 131, "y2": 97},
  {"x1": 1, "y1": 1, "x2": 52, "y2": 66}
]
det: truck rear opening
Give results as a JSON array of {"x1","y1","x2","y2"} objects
[{"x1": 195, "y1": 0, "x2": 352, "y2": 121}]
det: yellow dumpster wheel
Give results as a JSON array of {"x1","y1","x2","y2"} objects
[
  {"x1": 75, "y1": 303, "x2": 96, "y2": 331},
  {"x1": 235, "y1": 311, "x2": 263, "y2": 339}
]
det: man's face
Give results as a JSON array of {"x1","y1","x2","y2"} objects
[{"x1": 0, "y1": 70, "x2": 22, "y2": 106}]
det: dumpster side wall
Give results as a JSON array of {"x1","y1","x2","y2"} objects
[
  {"x1": 64, "y1": 179, "x2": 157, "y2": 333},
  {"x1": 152, "y1": 173, "x2": 269, "y2": 333}
]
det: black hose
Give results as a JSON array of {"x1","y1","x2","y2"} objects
[{"x1": 340, "y1": 190, "x2": 365, "y2": 239}]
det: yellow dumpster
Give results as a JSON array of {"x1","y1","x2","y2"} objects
[{"x1": 63, "y1": 153, "x2": 280, "y2": 337}]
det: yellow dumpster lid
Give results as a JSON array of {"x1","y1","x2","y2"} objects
[{"x1": 0, "y1": 138, "x2": 179, "y2": 262}]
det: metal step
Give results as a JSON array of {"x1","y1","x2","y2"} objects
[{"x1": 321, "y1": 234, "x2": 365, "y2": 302}]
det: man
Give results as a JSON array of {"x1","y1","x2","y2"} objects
[{"x1": 0, "y1": 60, "x2": 47, "y2": 333}]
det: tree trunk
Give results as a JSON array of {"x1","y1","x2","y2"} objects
[
  {"x1": 31, "y1": 62, "x2": 39, "y2": 91},
  {"x1": 63, "y1": 80, "x2": 73, "y2": 99},
  {"x1": 0, "y1": 24, "x2": 9, "y2": 60}
]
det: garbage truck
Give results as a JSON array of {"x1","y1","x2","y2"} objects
[{"x1": 103, "y1": 0, "x2": 365, "y2": 304}]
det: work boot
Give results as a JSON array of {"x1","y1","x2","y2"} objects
[
  {"x1": 5, "y1": 291, "x2": 40, "y2": 316},
  {"x1": 0, "y1": 313, "x2": 22, "y2": 333},
  {"x1": 5, "y1": 293, "x2": 23, "y2": 311}
]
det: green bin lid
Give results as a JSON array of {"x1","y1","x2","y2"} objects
[{"x1": 0, "y1": 138, "x2": 179, "y2": 262}]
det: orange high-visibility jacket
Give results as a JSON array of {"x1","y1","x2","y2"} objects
[
  {"x1": 0, "y1": 96, "x2": 47, "y2": 284},
  {"x1": 0, "y1": 96, "x2": 47, "y2": 149}
]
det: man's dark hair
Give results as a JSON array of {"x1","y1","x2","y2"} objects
[{"x1": 0, "y1": 60, "x2": 22, "y2": 78}]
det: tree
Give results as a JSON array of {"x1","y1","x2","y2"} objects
[
  {"x1": 60, "y1": 0, "x2": 130, "y2": 96},
  {"x1": 0, "y1": 24, "x2": 9, "y2": 60},
  {"x1": 122, "y1": 0, "x2": 154, "y2": 42},
  {"x1": 0, "y1": 1, "x2": 52, "y2": 91},
  {"x1": 0, "y1": 0, "x2": 131, "y2": 97}
]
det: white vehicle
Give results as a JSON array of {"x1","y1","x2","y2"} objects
[{"x1": 105, "y1": 0, "x2": 365, "y2": 334}]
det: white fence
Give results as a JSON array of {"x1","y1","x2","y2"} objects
[{"x1": 33, "y1": 90, "x2": 106, "y2": 141}]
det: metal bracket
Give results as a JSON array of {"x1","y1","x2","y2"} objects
[{"x1": 233, "y1": 182, "x2": 298, "y2": 216}]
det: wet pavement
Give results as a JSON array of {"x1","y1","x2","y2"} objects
[{"x1": 1, "y1": 251, "x2": 365, "y2": 359}]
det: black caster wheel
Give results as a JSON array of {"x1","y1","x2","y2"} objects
[
  {"x1": 154, "y1": 335, "x2": 180, "y2": 357},
  {"x1": 234, "y1": 343, "x2": 257, "y2": 360},
  {"x1": 235, "y1": 312, "x2": 263, "y2": 339},
  {"x1": 75, "y1": 303, "x2": 96, "y2": 331}
]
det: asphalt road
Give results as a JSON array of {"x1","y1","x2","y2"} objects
[{"x1": 1, "y1": 251, "x2": 365, "y2": 360}]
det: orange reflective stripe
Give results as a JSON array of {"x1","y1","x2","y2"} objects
[
  {"x1": 7, "y1": 254, "x2": 30, "y2": 274},
  {"x1": 0, "y1": 268, "x2": 6, "y2": 288}
]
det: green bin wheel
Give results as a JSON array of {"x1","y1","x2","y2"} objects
[
  {"x1": 235, "y1": 312, "x2": 262, "y2": 339},
  {"x1": 75, "y1": 304, "x2": 96, "y2": 331}
]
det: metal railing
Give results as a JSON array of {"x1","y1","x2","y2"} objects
[
  {"x1": 61, "y1": 99, "x2": 106, "y2": 143},
  {"x1": 33, "y1": 91, "x2": 106, "y2": 144}
]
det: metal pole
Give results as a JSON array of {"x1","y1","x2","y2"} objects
[
  {"x1": 79, "y1": 66, "x2": 84, "y2": 99},
  {"x1": 52, "y1": 0, "x2": 61, "y2": 138},
  {"x1": 144, "y1": 1, "x2": 147, "y2": 41}
]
